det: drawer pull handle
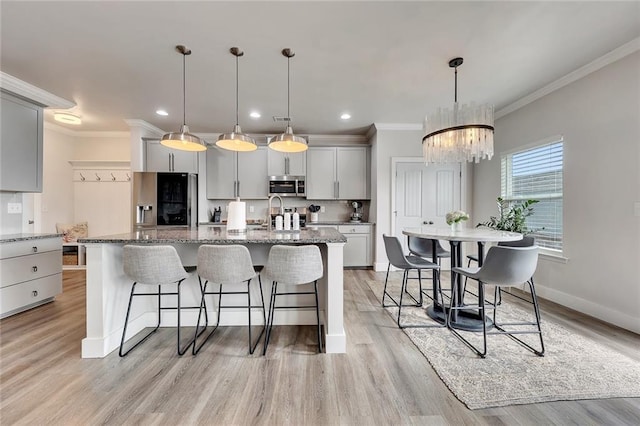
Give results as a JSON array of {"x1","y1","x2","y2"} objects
[
  {"x1": 32, "y1": 290, "x2": 38, "y2": 297},
  {"x1": 32, "y1": 266, "x2": 38, "y2": 272},
  {"x1": 32, "y1": 246, "x2": 38, "y2": 253}
]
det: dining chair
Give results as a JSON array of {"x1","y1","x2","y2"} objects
[
  {"x1": 120, "y1": 245, "x2": 200, "y2": 356},
  {"x1": 193, "y1": 244, "x2": 266, "y2": 355},
  {"x1": 382, "y1": 234, "x2": 445, "y2": 329},
  {"x1": 261, "y1": 245, "x2": 324, "y2": 355},
  {"x1": 463, "y1": 236, "x2": 536, "y2": 305},
  {"x1": 448, "y1": 245, "x2": 544, "y2": 358},
  {"x1": 407, "y1": 235, "x2": 451, "y2": 265}
]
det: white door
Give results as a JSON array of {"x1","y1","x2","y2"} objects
[{"x1": 394, "y1": 161, "x2": 461, "y2": 256}]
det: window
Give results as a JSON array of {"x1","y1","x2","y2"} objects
[{"x1": 501, "y1": 138, "x2": 563, "y2": 251}]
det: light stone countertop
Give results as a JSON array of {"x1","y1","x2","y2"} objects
[
  {"x1": 78, "y1": 226, "x2": 346, "y2": 244},
  {"x1": 0, "y1": 233, "x2": 62, "y2": 243}
]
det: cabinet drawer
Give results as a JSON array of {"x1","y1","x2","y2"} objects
[
  {"x1": 0, "y1": 238, "x2": 61, "y2": 259},
  {"x1": 0, "y1": 250, "x2": 62, "y2": 288},
  {"x1": 0, "y1": 274, "x2": 62, "y2": 317},
  {"x1": 338, "y1": 225, "x2": 370, "y2": 234}
]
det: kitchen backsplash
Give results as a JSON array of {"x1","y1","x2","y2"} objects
[{"x1": 203, "y1": 198, "x2": 370, "y2": 223}]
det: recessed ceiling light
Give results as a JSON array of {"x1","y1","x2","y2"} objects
[
  {"x1": 156, "y1": 109, "x2": 169, "y2": 116},
  {"x1": 54, "y1": 112, "x2": 82, "y2": 125},
  {"x1": 250, "y1": 111, "x2": 261, "y2": 119},
  {"x1": 340, "y1": 113, "x2": 351, "y2": 120}
]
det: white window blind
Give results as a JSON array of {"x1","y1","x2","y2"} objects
[{"x1": 501, "y1": 140, "x2": 563, "y2": 251}]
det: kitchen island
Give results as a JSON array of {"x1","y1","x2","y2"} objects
[{"x1": 78, "y1": 227, "x2": 347, "y2": 358}]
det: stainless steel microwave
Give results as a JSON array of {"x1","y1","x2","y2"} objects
[{"x1": 268, "y1": 175, "x2": 305, "y2": 197}]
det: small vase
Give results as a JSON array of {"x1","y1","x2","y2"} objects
[{"x1": 451, "y1": 222, "x2": 462, "y2": 232}]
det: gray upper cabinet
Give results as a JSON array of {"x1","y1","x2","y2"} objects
[
  {"x1": 306, "y1": 146, "x2": 369, "y2": 200},
  {"x1": 267, "y1": 150, "x2": 306, "y2": 176},
  {"x1": 0, "y1": 90, "x2": 44, "y2": 192},
  {"x1": 206, "y1": 146, "x2": 268, "y2": 199},
  {"x1": 145, "y1": 140, "x2": 198, "y2": 173}
]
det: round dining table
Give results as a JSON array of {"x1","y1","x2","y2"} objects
[{"x1": 402, "y1": 226, "x2": 522, "y2": 331}]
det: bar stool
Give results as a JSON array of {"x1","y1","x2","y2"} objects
[
  {"x1": 193, "y1": 245, "x2": 266, "y2": 355},
  {"x1": 120, "y1": 245, "x2": 199, "y2": 357},
  {"x1": 261, "y1": 245, "x2": 323, "y2": 355}
]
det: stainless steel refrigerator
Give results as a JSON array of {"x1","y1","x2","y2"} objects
[{"x1": 132, "y1": 172, "x2": 197, "y2": 229}]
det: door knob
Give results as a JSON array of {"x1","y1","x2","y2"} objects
[{"x1": 423, "y1": 220, "x2": 434, "y2": 225}]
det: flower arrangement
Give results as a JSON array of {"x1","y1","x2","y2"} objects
[{"x1": 446, "y1": 210, "x2": 469, "y2": 225}]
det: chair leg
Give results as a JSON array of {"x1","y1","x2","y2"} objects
[
  {"x1": 247, "y1": 275, "x2": 267, "y2": 355},
  {"x1": 382, "y1": 263, "x2": 399, "y2": 308},
  {"x1": 193, "y1": 280, "x2": 220, "y2": 355},
  {"x1": 262, "y1": 281, "x2": 278, "y2": 356},
  {"x1": 447, "y1": 275, "x2": 488, "y2": 358},
  {"x1": 119, "y1": 282, "x2": 162, "y2": 357},
  {"x1": 176, "y1": 279, "x2": 196, "y2": 356}
]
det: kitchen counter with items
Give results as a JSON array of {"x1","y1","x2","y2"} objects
[
  {"x1": 78, "y1": 227, "x2": 347, "y2": 358},
  {"x1": 0, "y1": 233, "x2": 63, "y2": 318}
]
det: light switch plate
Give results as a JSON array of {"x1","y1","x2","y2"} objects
[
  {"x1": 7, "y1": 203, "x2": 22, "y2": 214},
  {"x1": 249, "y1": 205, "x2": 255, "y2": 213},
  {"x1": 320, "y1": 206, "x2": 325, "y2": 213}
]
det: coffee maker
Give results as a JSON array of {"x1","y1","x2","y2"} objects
[{"x1": 350, "y1": 201, "x2": 363, "y2": 222}]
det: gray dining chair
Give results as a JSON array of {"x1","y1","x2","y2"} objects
[
  {"x1": 261, "y1": 245, "x2": 324, "y2": 355},
  {"x1": 408, "y1": 235, "x2": 451, "y2": 265},
  {"x1": 382, "y1": 234, "x2": 445, "y2": 329},
  {"x1": 448, "y1": 245, "x2": 544, "y2": 358},
  {"x1": 193, "y1": 245, "x2": 266, "y2": 355},
  {"x1": 463, "y1": 236, "x2": 536, "y2": 305},
  {"x1": 120, "y1": 245, "x2": 200, "y2": 356}
]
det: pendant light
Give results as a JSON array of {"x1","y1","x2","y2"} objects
[
  {"x1": 216, "y1": 47, "x2": 257, "y2": 152},
  {"x1": 161, "y1": 45, "x2": 207, "y2": 152},
  {"x1": 268, "y1": 48, "x2": 308, "y2": 153},
  {"x1": 422, "y1": 57, "x2": 494, "y2": 165}
]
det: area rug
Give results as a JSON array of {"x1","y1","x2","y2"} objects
[{"x1": 366, "y1": 273, "x2": 640, "y2": 410}]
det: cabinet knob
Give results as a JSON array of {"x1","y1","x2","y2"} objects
[
  {"x1": 32, "y1": 290, "x2": 38, "y2": 297},
  {"x1": 32, "y1": 246, "x2": 38, "y2": 253},
  {"x1": 32, "y1": 266, "x2": 38, "y2": 272}
]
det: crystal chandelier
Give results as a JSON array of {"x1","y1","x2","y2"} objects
[{"x1": 422, "y1": 57, "x2": 494, "y2": 165}]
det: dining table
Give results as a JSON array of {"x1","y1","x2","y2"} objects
[{"x1": 402, "y1": 226, "x2": 522, "y2": 331}]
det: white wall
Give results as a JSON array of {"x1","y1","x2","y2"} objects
[
  {"x1": 473, "y1": 51, "x2": 640, "y2": 333},
  {"x1": 73, "y1": 134, "x2": 130, "y2": 161}
]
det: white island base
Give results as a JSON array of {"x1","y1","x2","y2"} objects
[{"x1": 80, "y1": 228, "x2": 346, "y2": 358}]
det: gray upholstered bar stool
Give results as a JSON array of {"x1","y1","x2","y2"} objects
[
  {"x1": 261, "y1": 245, "x2": 324, "y2": 355},
  {"x1": 193, "y1": 245, "x2": 266, "y2": 355},
  {"x1": 120, "y1": 245, "x2": 198, "y2": 357},
  {"x1": 408, "y1": 235, "x2": 451, "y2": 265}
]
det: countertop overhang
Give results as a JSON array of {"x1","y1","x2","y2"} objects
[{"x1": 78, "y1": 226, "x2": 347, "y2": 244}]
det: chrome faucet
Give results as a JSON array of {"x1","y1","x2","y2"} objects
[{"x1": 267, "y1": 195, "x2": 284, "y2": 231}]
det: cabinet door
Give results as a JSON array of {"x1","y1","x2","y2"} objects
[
  {"x1": 336, "y1": 147, "x2": 368, "y2": 200},
  {"x1": 267, "y1": 151, "x2": 306, "y2": 176},
  {"x1": 237, "y1": 147, "x2": 268, "y2": 199},
  {"x1": 343, "y1": 234, "x2": 370, "y2": 267},
  {"x1": 306, "y1": 147, "x2": 337, "y2": 200},
  {"x1": 145, "y1": 140, "x2": 198, "y2": 173},
  {"x1": 0, "y1": 91, "x2": 43, "y2": 192},
  {"x1": 206, "y1": 147, "x2": 236, "y2": 199}
]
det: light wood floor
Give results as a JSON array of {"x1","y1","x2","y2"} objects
[{"x1": 1, "y1": 269, "x2": 639, "y2": 425}]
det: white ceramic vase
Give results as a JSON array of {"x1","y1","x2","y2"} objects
[{"x1": 451, "y1": 221, "x2": 462, "y2": 232}]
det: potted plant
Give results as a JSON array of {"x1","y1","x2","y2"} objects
[{"x1": 478, "y1": 197, "x2": 540, "y2": 234}]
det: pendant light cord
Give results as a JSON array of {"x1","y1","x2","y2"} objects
[
  {"x1": 182, "y1": 52, "x2": 186, "y2": 126},
  {"x1": 235, "y1": 53, "x2": 239, "y2": 126},
  {"x1": 287, "y1": 55, "x2": 291, "y2": 123},
  {"x1": 454, "y1": 65, "x2": 458, "y2": 103}
]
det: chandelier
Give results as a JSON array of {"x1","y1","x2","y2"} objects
[{"x1": 422, "y1": 57, "x2": 494, "y2": 164}]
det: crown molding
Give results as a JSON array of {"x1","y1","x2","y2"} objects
[
  {"x1": 123, "y1": 119, "x2": 165, "y2": 137},
  {"x1": 0, "y1": 72, "x2": 75, "y2": 108},
  {"x1": 374, "y1": 123, "x2": 423, "y2": 132},
  {"x1": 496, "y1": 37, "x2": 640, "y2": 119}
]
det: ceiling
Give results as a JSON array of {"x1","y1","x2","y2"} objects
[{"x1": 1, "y1": 1, "x2": 639, "y2": 136}]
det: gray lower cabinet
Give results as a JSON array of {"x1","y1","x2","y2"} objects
[
  {"x1": 0, "y1": 90, "x2": 44, "y2": 192},
  {"x1": 0, "y1": 237, "x2": 62, "y2": 318},
  {"x1": 312, "y1": 224, "x2": 372, "y2": 267}
]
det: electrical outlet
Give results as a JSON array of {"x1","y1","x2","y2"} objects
[
  {"x1": 320, "y1": 206, "x2": 325, "y2": 213},
  {"x1": 249, "y1": 205, "x2": 255, "y2": 213},
  {"x1": 225, "y1": 205, "x2": 229, "y2": 212},
  {"x1": 7, "y1": 203, "x2": 22, "y2": 214}
]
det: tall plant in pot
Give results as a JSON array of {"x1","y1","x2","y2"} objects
[{"x1": 478, "y1": 197, "x2": 540, "y2": 234}]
